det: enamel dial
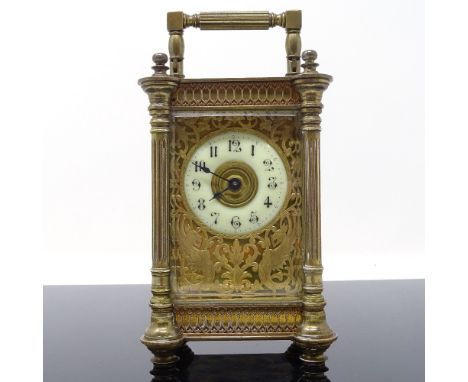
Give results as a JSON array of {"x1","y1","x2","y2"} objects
[{"x1": 183, "y1": 130, "x2": 288, "y2": 236}]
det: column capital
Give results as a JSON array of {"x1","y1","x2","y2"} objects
[
  {"x1": 138, "y1": 75, "x2": 180, "y2": 134},
  {"x1": 293, "y1": 73, "x2": 332, "y2": 132}
]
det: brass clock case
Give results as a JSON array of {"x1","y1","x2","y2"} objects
[{"x1": 139, "y1": 9, "x2": 337, "y2": 370}]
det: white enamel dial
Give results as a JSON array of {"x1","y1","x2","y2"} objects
[{"x1": 183, "y1": 130, "x2": 288, "y2": 236}]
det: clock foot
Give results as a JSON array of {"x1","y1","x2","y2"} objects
[
  {"x1": 149, "y1": 348, "x2": 181, "y2": 368},
  {"x1": 143, "y1": 340, "x2": 193, "y2": 369},
  {"x1": 141, "y1": 335, "x2": 186, "y2": 368},
  {"x1": 294, "y1": 365, "x2": 331, "y2": 382},
  {"x1": 150, "y1": 364, "x2": 181, "y2": 381},
  {"x1": 292, "y1": 340, "x2": 331, "y2": 371},
  {"x1": 285, "y1": 342, "x2": 330, "y2": 375},
  {"x1": 292, "y1": 308, "x2": 337, "y2": 369}
]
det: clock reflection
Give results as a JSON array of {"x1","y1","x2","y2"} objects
[{"x1": 149, "y1": 353, "x2": 331, "y2": 382}]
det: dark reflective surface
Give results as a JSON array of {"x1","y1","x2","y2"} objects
[
  {"x1": 44, "y1": 280, "x2": 424, "y2": 381},
  {"x1": 149, "y1": 354, "x2": 330, "y2": 382}
]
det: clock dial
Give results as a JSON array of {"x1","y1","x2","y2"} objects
[{"x1": 183, "y1": 130, "x2": 288, "y2": 236}]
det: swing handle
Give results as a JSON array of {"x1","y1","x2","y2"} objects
[{"x1": 167, "y1": 10, "x2": 302, "y2": 77}]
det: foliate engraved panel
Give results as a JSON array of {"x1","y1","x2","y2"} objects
[
  {"x1": 172, "y1": 81, "x2": 301, "y2": 107},
  {"x1": 170, "y1": 116, "x2": 303, "y2": 298},
  {"x1": 174, "y1": 305, "x2": 302, "y2": 337}
]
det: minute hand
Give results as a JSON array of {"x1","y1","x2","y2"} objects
[{"x1": 192, "y1": 162, "x2": 230, "y2": 182}]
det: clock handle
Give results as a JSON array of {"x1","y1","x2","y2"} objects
[{"x1": 167, "y1": 10, "x2": 302, "y2": 77}]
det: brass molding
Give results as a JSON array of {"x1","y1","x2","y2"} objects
[
  {"x1": 172, "y1": 79, "x2": 301, "y2": 108},
  {"x1": 174, "y1": 304, "x2": 302, "y2": 338}
]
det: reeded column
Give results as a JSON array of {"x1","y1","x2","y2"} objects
[
  {"x1": 139, "y1": 53, "x2": 184, "y2": 366},
  {"x1": 293, "y1": 50, "x2": 337, "y2": 367}
]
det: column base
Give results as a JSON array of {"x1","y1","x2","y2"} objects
[
  {"x1": 147, "y1": 342, "x2": 193, "y2": 381},
  {"x1": 292, "y1": 334, "x2": 336, "y2": 369},
  {"x1": 286, "y1": 340, "x2": 331, "y2": 372},
  {"x1": 141, "y1": 335, "x2": 186, "y2": 368}
]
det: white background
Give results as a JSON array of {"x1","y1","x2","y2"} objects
[{"x1": 38, "y1": 0, "x2": 425, "y2": 284}]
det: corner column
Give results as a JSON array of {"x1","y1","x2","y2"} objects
[
  {"x1": 139, "y1": 53, "x2": 185, "y2": 367},
  {"x1": 292, "y1": 51, "x2": 337, "y2": 368}
]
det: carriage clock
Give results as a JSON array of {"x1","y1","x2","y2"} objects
[{"x1": 139, "y1": 10, "x2": 337, "y2": 368}]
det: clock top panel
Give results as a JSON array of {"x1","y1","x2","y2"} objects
[{"x1": 171, "y1": 77, "x2": 301, "y2": 111}]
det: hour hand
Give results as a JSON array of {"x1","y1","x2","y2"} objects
[
  {"x1": 210, "y1": 185, "x2": 230, "y2": 201},
  {"x1": 192, "y1": 162, "x2": 230, "y2": 182},
  {"x1": 194, "y1": 162, "x2": 211, "y2": 174}
]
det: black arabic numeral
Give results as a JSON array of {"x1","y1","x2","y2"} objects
[
  {"x1": 231, "y1": 216, "x2": 241, "y2": 229},
  {"x1": 197, "y1": 198, "x2": 206, "y2": 210},
  {"x1": 263, "y1": 159, "x2": 274, "y2": 171},
  {"x1": 192, "y1": 179, "x2": 201, "y2": 191},
  {"x1": 267, "y1": 177, "x2": 278, "y2": 190},
  {"x1": 249, "y1": 211, "x2": 259, "y2": 224},
  {"x1": 264, "y1": 196, "x2": 272, "y2": 208},
  {"x1": 228, "y1": 139, "x2": 241, "y2": 152},
  {"x1": 211, "y1": 212, "x2": 220, "y2": 224}
]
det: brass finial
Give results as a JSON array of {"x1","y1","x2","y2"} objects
[
  {"x1": 301, "y1": 50, "x2": 318, "y2": 73},
  {"x1": 152, "y1": 53, "x2": 169, "y2": 76}
]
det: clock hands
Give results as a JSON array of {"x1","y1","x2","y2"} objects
[
  {"x1": 192, "y1": 162, "x2": 230, "y2": 182},
  {"x1": 209, "y1": 177, "x2": 242, "y2": 201},
  {"x1": 210, "y1": 185, "x2": 230, "y2": 201},
  {"x1": 192, "y1": 162, "x2": 243, "y2": 201}
]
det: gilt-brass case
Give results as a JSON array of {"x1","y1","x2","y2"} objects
[{"x1": 139, "y1": 10, "x2": 336, "y2": 368}]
